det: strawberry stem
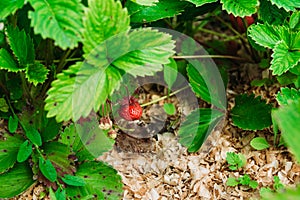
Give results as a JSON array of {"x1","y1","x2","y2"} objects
[{"x1": 140, "y1": 86, "x2": 189, "y2": 107}]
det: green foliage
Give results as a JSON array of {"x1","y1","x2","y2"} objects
[
  {"x1": 43, "y1": 142, "x2": 75, "y2": 175},
  {"x1": 220, "y1": 0, "x2": 259, "y2": 17},
  {"x1": 50, "y1": 188, "x2": 66, "y2": 200},
  {"x1": 0, "y1": 162, "x2": 35, "y2": 198},
  {"x1": 45, "y1": 28, "x2": 175, "y2": 122},
  {"x1": 131, "y1": 0, "x2": 159, "y2": 6},
  {"x1": 0, "y1": 98, "x2": 9, "y2": 112},
  {"x1": 227, "y1": 174, "x2": 258, "y2": 189},
  {"x1": 66, "y1": 161, "x2": 123, "y2": 199},
  {"x1": 8, "y1": 115, "x2": 18, "y2": 133},
  {"x1": 187, "y1": 62, "x2": 226, "y2": 110},
  {"x1": 24, "y1": 126, "x2": 42, "y2": 146},
  {"x1": 276, "y1": 87, "x2": 300, "y2": 106},
  {"x1": 231, "y1": 94, "x2": 272, "y2": 130},
  {"x1": 0, "y1": 0, "x2": 25, "y2": 19},
  {"x1": 62, "y1": 175, "x2": 86, "y2": 187},
  {"x1": 17, "y1": 140, "x2": 32, "y2": 163},
  {"x1": 83, "y1": 0, "x2": 130, "y2": 55},
  {"x1": 238, "y1": 174, "x2": 259, "y2": 189},
  {"x1": 163, "y1": 103, "x2": 176, "y2": 115},
  {"x1": 126, "y1": 0, "x2": 188, "y2": 23},
  {"x1": 0, "y1": 48, "x2": 19, "y2": 72},
  {"x1": 274, "y1": 176, "x2": 284, "y2": 191},
  {"x1": 258, "y1": 0, "x2": 289, "y2": 25},
  {"x1": 184, "y1": 0, "x2": 218, "y2": 7},
  {"x1": 28, "y1": 0, "x2": 84, "y2": 50},
  {"x1": 290, "y1": 11, "x2": 300, "y2": 30},
  {"x1": 269, "y1": 0, "x2": 300, "y2": 12},
  {"x1": 273, "y1": 97, "x2": 300, "y2": 162},
  {"x1": 25, "y1": 63, "x2": 49, "y2": 86},
  {"x1": 164, "y1": 58, "x2": 178, "y2": 89},
  {"x1": 58, "y1": 124, "x2": 94, "y2": 162},
  {"x1": 226, "y1": 177, "x2": 239, "y2": 186},
  {"x1": 261, "y1": 186, "x2": 300, "y2": 200},
  {"x1": 250, "y1": 137, "x2": 270, "y2": 150},
  {"x1": 179, "y1": 108, "x2": 224, "y2": 152},
  {"x1": 0, "y1": 133, "x2": 24, "y2": 173},
  {"x1": 6, "y1": 25, "x2": 35, "y2": 66},
  {"x1": 249, "y1": 23, "x2": 300, "y2": 76},
  {"x1": 226, "y1": 152, "x2": 246, "y2": 170},
  {"x1": 39, "y1": 157, "x2": 57, "y2": 182},
  {"x1": 3, "y1": 0, "x2": 300, "y2": 198}
]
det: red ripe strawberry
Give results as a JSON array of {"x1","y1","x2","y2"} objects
[
  {"x1": 118, "y1": 96, "x2": 143, "y2": 121},
  {"x1": 229, "y1": 14, "x2": 255, "y2": 33}
]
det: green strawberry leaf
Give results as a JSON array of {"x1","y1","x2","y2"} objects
[
  {"x1": 226, "y1": 177, "x2": 239, "y2": 186},
  {"x1": 187, "y1": 62, "x2": 227, "y2": 110},
  {"x1": 0, "y1": 133, "x2": 24, "y2": 173},
  {"x1": 49, "y1": 188, "x2": 57, "y2": 200},
  {"x1": 0, "y1": 98, "x2": 9, "y2": 112},
  {"x1": 0, "y1": 162, "x2": 35, "y2": 198},
  {"x1": 0, "y1": 0, "x2": 25, "y2": 19},
  {"x1": 28, "y1": 0, "x2": 84, "y2": 50},
  {"x1": 0, "y1": 48, "x2": 19, "y2": 72},
  {"x1": 269, "y1": 0, "x2": 300, "y2": 12},
  {"x1": 183, "y1": 0, "x2": 217, "y2": 7},
  {"x1": 38, "y1": 157, "x2": 57, "y2": 182},
  {"x1": 276, "y1": 87, "x2": 300, "y2": 106},
  {"x1": 127, "y1": 0, "x2": 189, "y2": 23},
  {"x1": 110, "y1": 28, "x2": 175, "y2": 77},
  {"x1": 290, "y1": 11, "x2": 300, "y2": 29},
  {"x1": 163, "y1": 103, "x2": 176, "y2": 115},
  {"x1": 258, "y1": 0, "x2": 289, "y2": 25},
  {"x1": 17, "y1": 140, "x2": 32, "y2": 163},
  {"x1": 62, "y1": 175, "x2": 86, "y2": 187},
  {"x1": 250, "y1": 137, "x2": 270, "y2": 150},
  {"x1": 131, "y1": 0, "x2": 159, "y2": 6},
  {"x1": 25, "y1": 62, "x2": 49, "y2": 86},
  {"x1": 66, "y1": 161, "x2": 123, "y2": 199},
  {"x1": 271, "y1": 40, "x2": 300, "y2": 75},
  {"x1": 43, "y1": 142, "x2": 75, "y2": 176},
  {"x1": 8, "y1": 115, "x2": 18, "y2": 133},
  {"x1": 249, "y1": 180, "x2": 259, "y2": 189},
  {"x1": 238, "y1": 174, "x2": 251, "y2": 185},
  {"x1": 231, "y1": 94, "x2": 272, "y2": 130},
  {"x1": 6, "y1": 77, "x2": 23, "y2": 100},
  {"x1": 55, "y1": 188, "x2": 66, "y2": 200},
  {"x1": 248, "y1": 23, "x2": 282, "y2": 49},
  {"x1": 178, "y1": 108, "x2": 224, "y2": 152},
  {"x1": 273, "y1": 99, "x2": 300, "y2": 162},
  {"x1": 226, "y1": 152, "x2": 246, "y2": 169},
  {"x1": 24, "y1": 126, "x2": 42, "y2": 147},
  {"x1": 220, "y1": 0, "x2": 259, "y2": 17},
  {"x1": 58, "y1": 123, "x2": 94, "y2": 162},
  {"x1": 83, "y1": 0, "x2": 130, "y2": 55},
  {"x1": 6, "y1": 25, "x2": 35, "y2": 66},
  {"x1": 164, "y1": 58, "x2": 178, "y2": 89}
]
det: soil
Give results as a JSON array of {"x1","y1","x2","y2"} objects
[{"x1": 97, "y1": 71, "x2": 300, "y2": 199}]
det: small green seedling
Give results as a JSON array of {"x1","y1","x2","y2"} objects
[
  {"x1": 226, "y1": 152, "x2": 246, "y2": 170},
  {"x1": 227, "y1": 174, "x2": 258, "y2": 189}
]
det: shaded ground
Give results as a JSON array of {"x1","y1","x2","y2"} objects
[{"x1": 98, "y1": 70, "x2": 300, "y2": 199}]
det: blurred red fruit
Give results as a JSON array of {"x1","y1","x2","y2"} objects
[
  {"x1": 229, "y1": 14, "x2": 255, "y2": 33},
  {"x1": 118, "y1": 96, "x2": 143, "y2": 121}
]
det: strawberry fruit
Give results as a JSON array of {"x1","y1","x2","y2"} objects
[
  {"x1": 229, "y1": 14, "x2": 255, "y2": 33},
  {"x1": 118, "y1": 96, "x2": 143, "y2": 121}
]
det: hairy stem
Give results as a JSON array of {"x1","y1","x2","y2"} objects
[{"x1": 141, "y1": 86, "x2": 189, "y2": 107}]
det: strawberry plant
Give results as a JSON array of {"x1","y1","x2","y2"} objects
[{"x1": 0, "y1": 0, "x2": 300, "y2": 199}]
